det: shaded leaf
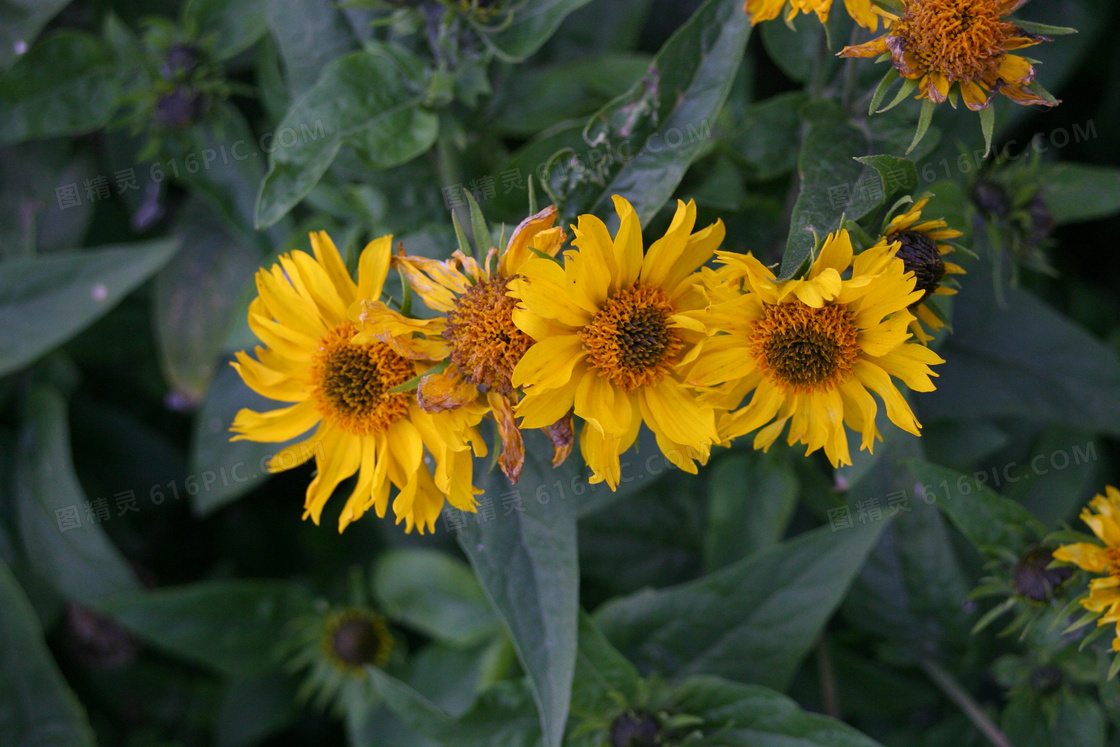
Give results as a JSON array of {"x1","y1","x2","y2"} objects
[
  {"x1": 477, "y1": 0, "x2": 596, "y2": 62},
  {"x1": 185, "y1": 0, "x2": 269, "y2": 60},
  {"x1": 595, "y1": 520, "x2": 888, "y2": 691},
  {"x1": 372, "y1": 549, "x2": 500, "y2": 648},
  {"x1": 1039, "y1": 162, "x2": 1120, "y2": 226},
  {"x1": 554, "y1": 0, "x2": 751, "y2": 224},
  {"x1": 0, "y1": 31, "x2": 120, "y2": 144},
  {"x1": 0, "y1": 558, "x2": 96, "y2": 746},
  {"x1": 904, "y1": 459, "x2": 1046, "y2": 558},
  {"x1": 15, "y1": 386, "x2": 140, "y2": 604},
  {"x1": 94, "y1": 580, "x2": 313, "y2": 677},
  {"x1": 255, "y1": 46, "x2": 438, "y2": 228},
  {"x1": 457, "y1": 430, "x2": 580, "y2": 747},
  {"x1": 0, "y1": 239, "x2": 178, "y2": 376}
]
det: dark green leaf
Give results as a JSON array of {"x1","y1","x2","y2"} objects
[
  {"x1": 184, "y1": 0, "x2": 269, "y2": 60},
  {"x1": 266, "y1": 0, "x2": 358, "y2": 97},
  {"x1": 725, "y1": 92, "x2": 806, "y2": 181},
  {"x1": 854, "y1": 154, "x2": 919, "y2": 204},
  {"x1": 921, "y1": 262, "x2": 1120, "y2": 434},
  {"x1": 571, "y1": 612, "x2": 642, "y2": 718},
  {"x1": 457, "y1": 431, "x2": 580, "y2": 747},
  {"x1": 780, "y1": 102, "x2": 895, "y2": 278},
  {"x1": 0, "y1": 558, "x2": 96, "y2": 746},
  {"x1": 189, "y1": 362, "x2": 308, "y2": 516},
  {"x1": 155, "y1": 201, "x2": 262, "y2": 406},
  {"x1": 0, "y1": 31, "x2": 120, "y2": 144},
  {"x1": 1038, "y1": 163, "x2": 1120, "y2": 226},
  {"x1": 15, "y1": 386, "x2": 140, "y2": 604},
  {"x1": 0, "y1": 240, "x2": 178, "y2": 376},
  {"x1": 703, "y1": 450, "x2": 798, "y2": 572},
  {"x1": 671, "y1": 675, "x2": 886, "y2": 746},
  {"x1": 94, "y1": 580, "x2": 313, "y2": 677},
  {"x1": 255, "y1": 46, "x2": 438, "y2": 228},
  {"x1": 903, "y1": 459, "x2": 1046, "y2": 558},
  {"x1": 555, "y1": 0, "x2": 751, "y2": 223},
  {"x1": 477, "y1": 0, "x2": 596, "y2": 62},
  {"x1": 0, "y1": 0, "x2": 69, "y2": 72},
  {"x1": 594, "y1": 520, "x2": 888, "y2": 691},
  {"x1": 372, "y1": 549, "x2": 500, "y2": 648}
]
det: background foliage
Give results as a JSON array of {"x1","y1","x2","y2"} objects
[{"x1": 3, "y1": 0, "x2": 1120, "y2": 745}]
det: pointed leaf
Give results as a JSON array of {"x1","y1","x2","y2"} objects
[
  {"x1": 0, "y1": 558, "x2": 96, "y2": 746},
  {"x1": 594, "y1": 520, "x2": 888, "y2": 691},
  {"x1": 0, "y1": 240, "x2": 178, "y2": 376}
]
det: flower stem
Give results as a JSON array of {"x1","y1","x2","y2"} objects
[{"x1": 919, "y1": 658, "x2": 1013, "y2": 747}]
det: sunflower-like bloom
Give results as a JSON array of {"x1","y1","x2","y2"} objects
[
  {"x1": 684, "y1": 230, "x2": 944, "y2": 467},
  {"x1": 868, "y1": 198, "x2": 965, "y2": 343},
  {"x1": 350, "y1": 206, "x2": 569, "y2": 485},
  {"x1": 230, "y1": 232, "x2": 487, "y2": 534},
  {"x1": 509, "y1": 196, "x2": 726, "y2": 489},
  {"x1": 745, "y1": 0, "x2": 881, "y2": 30},
  {"x1": 1054, "y1": 487, "x2": 1120, "y2": 651},
  {"x1": 839, "y1": 0, "x2": 1056, "y2": 111}
]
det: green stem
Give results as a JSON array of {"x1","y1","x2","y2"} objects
[
  {"x1": 919, "y1": 658, "x2": 1013, "y2": 747},
  {"x1": 816, "y1": 639, "x2": 841, "y2": 719},
  {"x1": 809, "y1": 30, "x2": 830, "y2": 100}
]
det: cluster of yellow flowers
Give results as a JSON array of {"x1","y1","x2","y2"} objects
[{"x1": 231, "y1": 195, "x2": 961, "y2": 534}]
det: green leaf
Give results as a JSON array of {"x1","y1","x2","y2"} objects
[
  {"x1": 854, "y1": 154, "x2": 919, "y2": 204},
  {"x1": 456, "y1": 431, "x2": 580, "y2": 747},
  {"x1": 725, "y1": 92, "x2": 806, "y2": 182},
  {"x1": 702, "y1": 450, "x2": 798, "y2": 572},
  {"x1": 0, "y1": 558, "x2": 96, "y2": 746},
  {"x1": 372, "y1": 549, "x2": 500, "y2": 649},
  {"x1": 594, "y1": 520, "x2": 888, "y2": 691},
  {"x1": 555, "y1": 0, "x2": 751, "y2": 223},
  {"x1": 780, "y1": 102, "x2": 893, "y2": 278},
  {"x1": 671, "y1": 675, "x2": 886, "y2": 746},
  {"x1": 922, "y1": 262, "x2": 1120, "y2": 435},
  {"x1": 365, "y1": 667, "x2": 460, "y2": 743},
  {"x1": 266, "y1": 0, "x2": 358, "y2": 98},
  {"x1": 903, "y1": 459, "x2": 1046, "y2": 558},
  {"x1": 760, "y1": 16, "x2": 827, "y2": 84},
  {"x1": 978, "y1": 104, "x2": 994, "y2": 157},
  {"x1": 0, "y1": 31, "x2": 120, "y2": 144},
  {"x1": 15, "y1": 386, "x2": 140, "y2": 604},
  {"x1": 94, "y1": 580, "x2": 313, "y2": 677},
  {"x1": 1014, "y1": 19, "x2": 1079, "y2": 36},
  {"x1": 0, "y1": 239, "x2": 178, "y2": 376},
  {"x1": 1038, "y1": 163, "x2": 1120, "y2": 225},
  {"x1": 189, "y1": 362, "x2": 310, "y2": 516},
  {"x1": 155, "y1": 200, "x2": 262, "y2": 406},
  {"x1": 255, "y1": 46, "x2": 438, "y2": 228},
  {"x1": 906, "y1": 98, "x2": 936, "y2": 154},
  {"x1": 0, "y1": 0, "x2": 70, "y2": 73},
  {"x1": 571, "y1": 612, "x2": 642, "y2": 718},
  {"x1": 1006, "y1": 427, "x2": 1102, "y2": 527},
  {"x1": 184, "y1": 0, "x2": 269, "y2": 60},
  {"x1": 476, "y1": 0, "x2": 596, "y2": 62}
]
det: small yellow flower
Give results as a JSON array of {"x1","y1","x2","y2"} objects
[
  {"x1": 1054, "y1": 486, "x2": 1120, "y2": 652},
  {"x1": 230, "y1": 232, "x2": 487, "y2": 534},
  {"x1": 510, "y1": 196, "x2": 726, "y2": 489},
  {"x1": 839, "y1": 0, "x2": 1056, "y2": 111},
  {"x1": 685, "y1": 230, "x2": 943, "y2": 467},
  {"x1": 745, "y1": 0, "x2": 882, "y2": 30},
  {"x1": 869, "y1": 197, "x2": 965, "y2": 343},
  {"x1": 351, "y1": 206, "x2": 570, "y2": 484}
]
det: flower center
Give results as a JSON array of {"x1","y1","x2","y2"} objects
[
  {"x1": 752, "y1": 302, "x2": 860, "y2": 390},
  {"x1": 1109, "y1": 548, "x2": 1120, "y2": 578},
  {"x1": 310, "y1": 323, "x2": 414, "y2": 436},
  {"x1": 580, "y1": 285, "x2": 683, "y2": 391},
  {"x1": 894, "y1": 0, "x2": 1015, "y2": 83},
  {"x1": 444, "y1": 276, "x2": 531, "y2": 395},
  {"x1": 326, "y1": 611, "x2": 393, "y2": 670},
  {"x1": 893, "y1": 231, "x2": 946, "y2": 303}
]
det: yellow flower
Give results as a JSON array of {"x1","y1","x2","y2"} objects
[
  {"x1": 351, "y1": 206, "x2": 570, "y2": 484},
  {"x1": 230, "y1": 232, "x2": 487, "y2": 534},
  {"x1": 869, "y1": 197, "x2": 965, "y2": 343},
  {"x1": 745, "y1": 0, "x2": 882, "y2": 30},
  {"x1": 685, "y1": 230, "x2": 944, "y2": 468},
  {"x1": 509, "y1": 196, "x2": 726, "y2": 489},
  {"x1": 839, "y1": 0, "x2": 1056, "y2": 111},
  {"x1": 1054, "y1": 486, "x2": 1120, "y2": 652}
]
